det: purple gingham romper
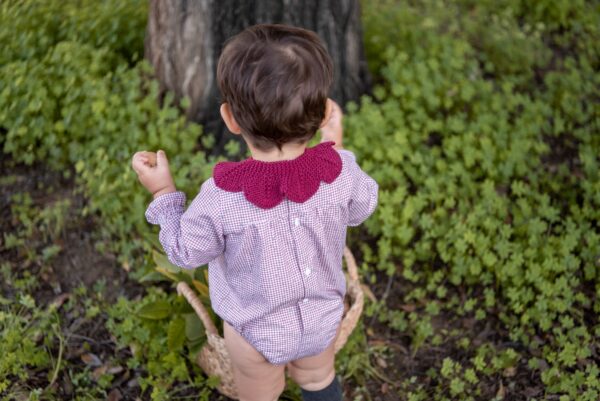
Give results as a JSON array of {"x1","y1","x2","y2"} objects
[{"x1": 145, "y1": 145, "x2": 378, "y2": 365}]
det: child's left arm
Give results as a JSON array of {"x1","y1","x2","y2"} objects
[{"x1": 132, "y1": 150, "x2": 224, "y2": 269}]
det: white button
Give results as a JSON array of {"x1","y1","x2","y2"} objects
[
  {"x1": 305, "y1": 268, "x2": 311, "y2": 276},
  {"x1": 302, "y1": 298, "x2": 308, "y2": 303},
  {"x1": 294, "y1": 217, "x2": 300, "y2": 227}
]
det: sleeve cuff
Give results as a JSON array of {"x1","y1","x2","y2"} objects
[{"x1": 145, "y1": 191, "x2": 187, "y2": 225}]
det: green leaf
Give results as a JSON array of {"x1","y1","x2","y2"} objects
[
  {"x1": 137, "y1": 300, "x2": 171, "y2": 320},
  {"x1": 192, "y1": 280, "x2": 209, "y2": 297},
  {"x1": 152, "y1": 249, "x2": 180, "y2": 273},
  {"x1": 155, "y1": 267, "x2": 180, "y2": 282},
  {"x1": 167, "y1": 316, "x2": 186, "y2": 351},
  {"x1": 184, "y1": 312, "x2": 205, "y2": 342},
  {"x1": 138, "y1": 271, "x2": 168, "y2": 283}
]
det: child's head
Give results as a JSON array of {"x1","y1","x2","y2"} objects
[{"x1": 217, "y1": 24, "x2": 333, "y2": 151}]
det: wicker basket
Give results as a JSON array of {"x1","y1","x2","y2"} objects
[{"x1": 176, "y1": 246, "x2": 364, "y2": 400}]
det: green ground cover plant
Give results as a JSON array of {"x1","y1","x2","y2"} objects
[
  {"x1": 0, "y1": 0, "x2": 214, "y2": 266},
  {"x1": 351, "y1": 0, "x2": 599, "y2": 399},
  {"x1": 1, "y1": 0, "x2": 599, "y2": 399}
]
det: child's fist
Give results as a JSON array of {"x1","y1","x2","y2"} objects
[
  {"x1": 320, "y1": 99, "x2": 343, "y2": 149},
  {"x1": 131, "y1": 150, "x2": 176, "y2": 198}
]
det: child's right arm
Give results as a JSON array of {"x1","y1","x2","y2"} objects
[
  {"x1": 131, "y1": 150, "x2": 177, "y2": 198},
  {"x1": 144, "y1": 182, "x2": 225, "y2": 269},
  {"x1": 132, "y1": 150, "x2": 224, "y2": 269}
]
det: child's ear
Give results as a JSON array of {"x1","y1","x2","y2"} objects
[
  {"x1": 220, "y1": 103, "x2": 242, "y2": 135},
  {"x1": 319, "y1": 98, "x2": 334, "y2": 128}
]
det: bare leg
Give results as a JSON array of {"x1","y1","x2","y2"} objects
[
  {"x1": 223, "y1": 321, "x2": 286, "y2": 401},
  {"x1": 286, "y1": 323, "x2": 341, "y2": 391}
]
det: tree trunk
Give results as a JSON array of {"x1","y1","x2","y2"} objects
[{"x1": 145, "y1": 0, "x2": 371, "y2": 154}]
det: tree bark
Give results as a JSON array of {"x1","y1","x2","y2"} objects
[{"x1": 146, "y1": 0, "x2": 371, "y2": 154}]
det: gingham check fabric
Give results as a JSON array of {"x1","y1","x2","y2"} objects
[{"x1": 145, "y1": 149, "x2": 378, "y2": 365}]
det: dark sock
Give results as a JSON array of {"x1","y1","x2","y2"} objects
[{"x1": 301, "y1": 375, "x2": 343, "y2": 401}]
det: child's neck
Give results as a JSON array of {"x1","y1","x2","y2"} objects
[{"x1": 249, "y1": 142, "x2": 307, "y2": 162}]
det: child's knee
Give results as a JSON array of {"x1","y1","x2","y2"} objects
[
  {"x1": 231, "y1": 362, "x2": 285, "y2": 401},
  {"x1": 288, "y1": 362, "x2": 336, "y2": 391}
]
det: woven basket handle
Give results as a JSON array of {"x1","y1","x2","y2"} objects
[
  {"x1": 343, "y1": 245, "x2": 359, "y2": 282},
  {"x1": 177, "y1": 282, "x2": 219, "y2": 336},
  {"x1": 177, "y1": 245, "x2": 359, "y2": 337}
]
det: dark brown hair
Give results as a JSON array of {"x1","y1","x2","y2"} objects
[{"x1": 217, "y1": 24, "x2": 333, "y2": 151}]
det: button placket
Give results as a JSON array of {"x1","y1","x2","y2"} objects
[{"x1": 288, "y1": 204, "x2": 310, "y2": 309}]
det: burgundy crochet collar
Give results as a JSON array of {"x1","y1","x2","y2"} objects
[{"x1": 213, "y1": 141, "x2": 342, "y2": 209}]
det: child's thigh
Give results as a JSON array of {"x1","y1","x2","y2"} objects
[
  {"x1": 286, "y1": 324, "x2": 341, "y2": 391},
  {"x1": 223, "y1": 321, "x2": 285, "y2": 401}
]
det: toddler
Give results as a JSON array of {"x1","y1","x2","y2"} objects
[{"x1": 132, "y1": 24, "x2": 378, "y2": 401}]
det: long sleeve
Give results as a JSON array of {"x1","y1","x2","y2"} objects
[
  {"x1": 338, "y1": 149, "x2": 379, "y2": 226},
  {"x1": 145, "y1": 179, "x2": 224, "y2": 269}
]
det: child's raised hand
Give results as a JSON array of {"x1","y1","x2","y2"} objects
[
  {"x1": 320, "y1": 99, "x2": 343, "y2": 149},
  {"x1": 131, "y1": 150, "x2": 177, "y2": 198}
]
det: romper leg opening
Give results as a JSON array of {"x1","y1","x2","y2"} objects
[{"x1": 224, "y1": 321, "x2": 286, "y2": 401}]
